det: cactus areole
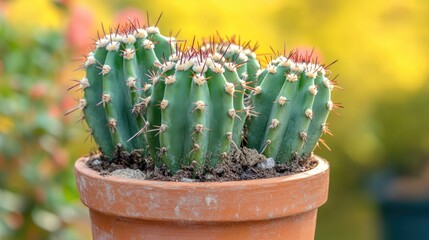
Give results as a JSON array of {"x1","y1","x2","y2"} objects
[{"x1": 73, "y1": 23, "x2": 337, "y2": 175}]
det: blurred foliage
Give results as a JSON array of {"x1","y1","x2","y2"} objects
[
  {"x1": 372, "y1": 80, "x2": 429, "y2": 176},
  {"x1": 0, "y1": 13, "x2": 90, "y2": 240},
  {"x1": 0, "y1": 0, "x2": 428, "y2": 239}
]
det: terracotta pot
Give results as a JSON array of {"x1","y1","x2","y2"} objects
[{"x1": 74, "y1": 156, "x2": 329, "y2": 240}]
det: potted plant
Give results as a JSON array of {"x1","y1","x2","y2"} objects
[{"x1": 70, "y1": 21, "x2": 337, "y2": 240}]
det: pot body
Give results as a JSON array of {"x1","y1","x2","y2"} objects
[{"x1": 74, "y1": 157, "x2": 329, "y2": 240}]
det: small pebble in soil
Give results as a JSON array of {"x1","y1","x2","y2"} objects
[
  {"x1": 257, "y1": 158, "x2": 275, "y2": 169},
  {"x1": 92, "y1": 159, "x2": 102, "y2": 166}
]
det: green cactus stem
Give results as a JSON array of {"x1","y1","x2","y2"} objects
[
  {"x1": 150, "y1": 51, "x2": 240, "y2": 172},
  {"x1": 222, "y1": 62, "x2": 246, "y2": 146},
  {"x1": 81, "y1": 49, "x2": 115, "y2": 157},
  {"x1": 299, "y1": 73, "x2": 335, "y2": 158},
  {"x1": 246, "y1": 61, "x2": 289, "y2": 150},
  {"x1": 78, "y1": 24, "x2": 175, "y2": 158},
  {"x1": 246, "y1": 53, "x2": 335, "y2": 163}
]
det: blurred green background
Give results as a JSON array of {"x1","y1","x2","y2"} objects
[{"x1": 1, "y1": 0, "x2": 428, "y2": 239}]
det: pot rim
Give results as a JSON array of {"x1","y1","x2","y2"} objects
[{"x1": 75, "y1": 156, "x2": 329, "y2": 222}]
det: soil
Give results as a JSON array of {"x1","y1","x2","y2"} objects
[{"x1": 87, "y1": 146, "x2": 318, "y2": 182}]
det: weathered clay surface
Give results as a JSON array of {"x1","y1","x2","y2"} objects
[{"x1": 74, "y1": 156, "x2": 330, "y2": 240}]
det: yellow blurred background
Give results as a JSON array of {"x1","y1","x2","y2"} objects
[{"x1": 1, "y1": 0, "x2": 428, "y2": 239}]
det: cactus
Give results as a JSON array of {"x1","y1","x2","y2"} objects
[
  {"x1": 246, "y1": 52, "x2": 336, "y2": 163},
  {"x1": 72, "y1": 24, "x2": 252, "y2": 173},
  {"x1": 149, "y1": 48, "x2": 245, "y2": 172},
  {"x1": 200, "y1": 38, "x2": 261, "y2": 145},
  {"x1": 71, "y1": 21, "x2": 337, "y2": 174},
  {"x1": 78, "y1": 24, "x2": 176, "y2": 158}
]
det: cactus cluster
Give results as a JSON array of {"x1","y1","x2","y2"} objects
[{"x1": 70, "y1": 22, "x2": 337, "y2": 174}]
